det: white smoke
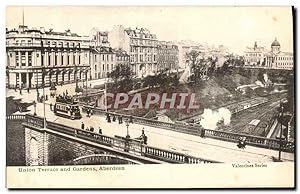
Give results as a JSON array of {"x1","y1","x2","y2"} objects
[
  {"x1": 255, "y1": 80, "x2": 264, "y2": 87},
  {"x1": 263, "y1": 73, "x2": 269, "y2": 83},
  {"x1": 200, "y1": 107, "x2": 232, "y2": 130}
]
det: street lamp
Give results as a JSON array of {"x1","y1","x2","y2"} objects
[
  {"x1": 125, "y1": 119, "x2": 130, "y2": 139},
  {"x1": 33, "y1": 100, "x2": 37, "y2": 116}
]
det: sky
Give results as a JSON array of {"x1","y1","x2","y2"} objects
[{"x1": 6, "y1": 6, "x2": 294, "y2": 54}]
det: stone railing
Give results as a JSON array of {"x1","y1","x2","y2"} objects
[
  {"x1": 204, "y1": 128, "x2": 294, "y2": 152},
  {"x1": 81, "y1": 106, "x2": 294, "y2": 153},
  {"x1": 144, "y1": 146, "x2": 217, "y2": 164},
  {"x1": 23, "y1": 114, "x2": 218, "y2": 164},
  {"x1": 6, "y1": 114, "x2": 26, "y2": 120}
]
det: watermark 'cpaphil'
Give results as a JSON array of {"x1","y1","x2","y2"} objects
[{"x1": 98, "y1": 92, "x2": 200, "y2": 111}]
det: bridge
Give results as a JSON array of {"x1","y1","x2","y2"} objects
[
  {"x1": 7, "y1": 112, "x2": 294, "y2": 166},
  {"x1": 18, "y1": 114, "x2": 218, "y2": 165}
]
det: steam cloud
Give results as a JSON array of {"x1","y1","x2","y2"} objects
[
  {"x1": 200, "y1": 107, "x2": 231, "y2": 130},
  {"x1": 263, "y1": 73, "x2": 269, "y2": 83}
]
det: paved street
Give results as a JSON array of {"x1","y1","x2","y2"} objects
[{"x1": 7, "y1": 85, "x2": 294, "y2": 163}]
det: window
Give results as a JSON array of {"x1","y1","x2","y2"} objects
[
  {"x1": 94, "y1": 54, "x2": 97, "y2": 62},
  {"x1": 61, "y1": 55, "x2": 64, "y2": 65},
  {"x1": 73, "y1": 54, "x2": 76, "y2": 65},
  {"x1": 41, "y1": 54, "x2": 44, "y2": 66},
  {"x1": 16, "y1": 52, "x2": 19, "y2": 66},
  {"x1": 79, "y1": 55, "x2": 81, "y2": 64},
  {"x1": 55, "y1": 54, "x2": 58, "y2": 66},
  {"x1": 140, "y1": 55, "x2": 143, "y2": 62},
  {"x1": 67, "y1": 55, "x2": 70, "y2": 65},
  {"x1": 48, "y1": 53, "x2": 51, "y2": 66},
  {"x1": 95, "y1": 65, "x2": 97, "y2": 71},
  {"x1": 28, "y1": 52, "x2": 32, "y2": 66},
  {"x1": 21, "y1": 51, "x2": 26, "y2": 66}
]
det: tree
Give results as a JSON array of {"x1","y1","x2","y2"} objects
[
  {"x1": 186, "y1": 50, "x2": 211, "y2": 84},
  {"x1": 107, "y1": 64, "x2": 134, "y2": 93}
]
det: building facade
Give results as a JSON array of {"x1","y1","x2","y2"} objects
[
  {"x1": 244, "y1": 42, "x2": 265, "y2": 66},
  {"x1": 108, "y1": 25, "x2": 158, "y2": 77},
  {"x1": 90, "y1": 46, "x2": 116, "y2": 79},
  {"x1": 176, "y1": 41, "x2": 207, "y2": 69},
  {"x1": 90, "y1": 47, "x2": 130, "y2": 79},
  {"x1": 6, "y1": 25, "x2": 91, "y2": 89},
  {"x1": 157, "y1": 41, "x2": 179, "y2": 72},
  {"x1": 264, "y1": 38, "x2": 294, "y2": 70}
]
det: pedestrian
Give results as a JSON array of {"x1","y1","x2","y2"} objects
[
  {"x1": 200, "y1": 128, "x2": 205, "y2": 138},
  {"x1": 45, "y1": 95, "x2": 48, "y2": 101},
  {"x1": 19, "y1": 89, "x2": 22, "y2": 95},
  {"x1": 87, "y1": 108, "x2": 90, "y2": 117},
  {"x1": 129, "y1": 115, "x2": 133, "y2": 123},
  {"x1": 112, "y1": 115, "x2": 116, "y2": 122},
  {"x1": 81, "y1": 122, "x2": 85, "y2": 130},
  {"x1": 50, "y1": 103, "x2": 53, "y2": 111},
  {"x1": 86, "y1": 127, "x2": 89, "y2": 131},
  {"x1": 90, "y1": 126, "x2": 94, "y2": 132},
  {"x1": 98, "y1": 127, "x2": 102, "y2": 134}
]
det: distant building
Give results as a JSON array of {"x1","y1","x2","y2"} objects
[
  {"x1": 264, "y1": 38, "x2": 294, "y2": 70},
  {"x1": 157, "y1": 41, "x2": 179, "y2": 72},
  {"x1": 90, "y1": 31, "x2": 110, "y2": 48},
  {"x1": 115, "y1": 49, "x2": 130, "y2": 66},
  {"x1": 108, "y1": 25, "x2": 158, "y2": 77},
  {"x1": 6, "y1": 25, "x2": 91, "y2": 89},
  {"x1": 90, "y1": 46, "x2": 116, "y2": 79},
  {"x1": 175, "y1": 41, "x2": 206, "y2": 69},
  {"x1": 90, "y1": 46, "x2": 130, "y2": 79},
  {"x1": 244, "y1": 42, "x2": 265, "y2": 66},
  {"x1": 243, "y1": 38, "x2": 293, "y2": 70}
]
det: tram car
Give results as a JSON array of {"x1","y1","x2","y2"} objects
[{"x1": 54, "y1": 96, "x2": 82, "y2": 120}]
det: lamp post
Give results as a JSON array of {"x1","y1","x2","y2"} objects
[
  {"x1": 125, "y1": 119, "x2": 130, "y2": 139},
  {"x1": 33, "y1": 100, "x2": 37, "y2": 116}
]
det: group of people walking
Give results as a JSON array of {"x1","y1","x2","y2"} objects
[{"x1": 81, "y1": 122, "x2": 102, "y2": 134}]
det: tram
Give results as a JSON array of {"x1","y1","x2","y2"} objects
[{"x1": 54, "y1": 96, "x2": 82, "y2": 120}]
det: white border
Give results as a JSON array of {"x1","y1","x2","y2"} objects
[{"x1": 1, "y1": 0, "x2": 299, "y2": 193}]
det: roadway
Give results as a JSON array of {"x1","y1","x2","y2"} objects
[{"x1": 7, "y1": 85, "x2": 294, "y2": 163}]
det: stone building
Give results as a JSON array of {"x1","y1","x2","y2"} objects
[
  {"x1": 90, "y1": 46, "x2": 130, "y2": 79},
  {"x1": 244, "y1": 41, "x2": 266, "y2": 66},
  {"x1": 157, "y1": 41, "x2": 179, "y2": 72},
  {"x1": 108, "y1": 25, "x2": 158, "y2": 77},
  {"x1": 264, "y1": 38, "x2": 294, "y2": 70},
  {"x1": 6, "y1": 25, "x2": 91, "y2": 89}
]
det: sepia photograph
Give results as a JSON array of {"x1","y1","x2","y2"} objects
[{"x1": 5, "y1": 5, "x2": 295, "y2": 188}]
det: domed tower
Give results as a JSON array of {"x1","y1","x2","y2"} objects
[{"x1": 271, "y1": 38, "x2": 281, "y2": 54}]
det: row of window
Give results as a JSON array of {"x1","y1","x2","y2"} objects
[
  {"x1": 41, "y1": 53, "x2": 81, "y2": 66},
  {"x1": 130, "y1": 38, "x2": 157, "y2": 46},
  {"x1": 245, "y1": 53, "x2": 262, "y2": 57},
  {"x1": 94, "y1": 54, "x2": 115, "y2": 62},
  {"x1": 276, "y1": 56, "x2": 293, "y2": 61},
  {"x1": 129, "y1": 54, "x2": 157, "y2": 63},
  {"x1": 8, "y1": 39, "x2": 84, "y2": 48},
  {"x1": 130, "y1": 46, "x2": 157, "y2": 53},
  {"x1": 94, "y1": 63, "x2": 115, "y2": 72}
]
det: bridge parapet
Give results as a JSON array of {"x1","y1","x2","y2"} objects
[
  {"x1": 22, "y1": 114, "x2": 218, "y2": 164},
  {"x1": 82, "y1": 106, "x2": 295, "y2": 153}
]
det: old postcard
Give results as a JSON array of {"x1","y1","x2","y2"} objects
[{"x1": 5, "y1": 6, "x2": 295, "y2": 188}]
